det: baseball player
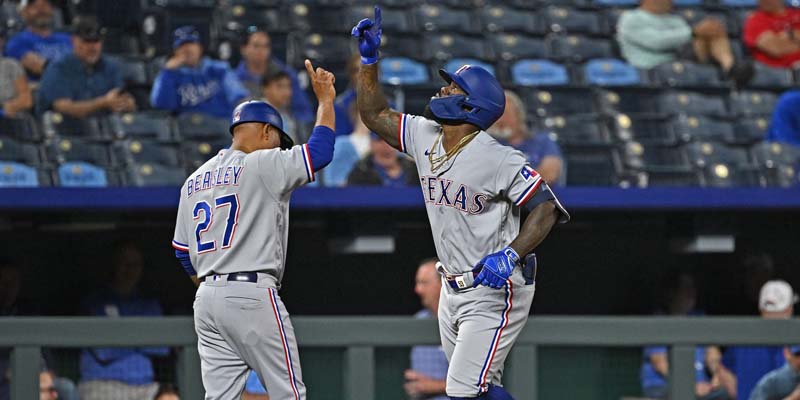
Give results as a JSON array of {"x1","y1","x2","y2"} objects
[
  {"x1": 352, "y1": 7, "x2": 570, "y2": 400},
  {"x1": 171, "y1": 59, "x2": 337, "y2": 400}
]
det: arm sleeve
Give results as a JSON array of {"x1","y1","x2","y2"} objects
[
  {"x1": 767, "y1": 91, "x2": 800, "y2": 146},
  {"x1": 6, "y1": 59, "x2": 23, "y2": 81},
  {"x1": 397, "y1": 113, "x2": 440, "y2": 160},
  {"x1": 499, "y1": 151, "x2": 570, "y2": 222},
  {"x1": 256, "y1": 143, "x2": 316, "y2": 194},
  {"x1": 743, "y1": 14, "x2": 768, "y2": 48},
  {"x1": 305, "y1": 125, "x2": 335, "y2": 172},
  {"x1": 36, "y1": 65, "x2": 71, "y2": 113},
  {"x1": 747, "y1": 374, "x2": 773, "y2": 400},
  {"x1": 4, "y1": 36, "x2": 28, "y2": 60},
  {"x1": 150, "y1": 69, "x2": 180, "y2": 111},
  {"x1": 223, "y1": 67, "x2": 249, "y2": 106},
  {"x1": 171, "y1": 194, "x2": 195, "y2": 274},
  {"x1": 618, "y1": 12, "x2": 692, "y2": 51}
]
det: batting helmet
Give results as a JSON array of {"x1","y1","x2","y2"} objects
[
  {"x1": 229, "y1": 101, "x2": 295, "y2": 150},
  {"x1": 429, "y1": 65, "x2": 506, "y2": 131}
]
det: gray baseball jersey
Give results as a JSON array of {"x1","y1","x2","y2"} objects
[
  {"x1": 397, "y1": 112, "x2": 568, "y2": 397},
  {"x1": 172, "y1": 144, "x2": 315, "y2": 400}
]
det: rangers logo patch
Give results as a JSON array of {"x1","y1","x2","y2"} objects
[
  {"x1": 519, "y1": 165, "x2": 537, "y2": 182},
  {"x1": 233, "y1": 110, "x2": 241, "y2": 122}
]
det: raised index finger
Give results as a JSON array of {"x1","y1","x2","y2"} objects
[
  {"x1": 304, "y1": 59, "x2": 315, "y2": 77},
  {"x1": 374, "y1": 6, "x2": 381, "y2": 29}
]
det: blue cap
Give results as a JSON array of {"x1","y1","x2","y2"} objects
[
  {"x1": 789, "y1": 345, "x2": 800, "y2": 355},
  {"x1": 172, "y1": 26, "x2": 200, "y2": 49}
]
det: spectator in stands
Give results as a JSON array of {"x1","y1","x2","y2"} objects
[
  {"x1": 3, "y1": 0, "x2": 71, "y2": 80},
  {"x1": 743, "y1": 0, "x2": 800, "y2": 69},
  {"x1": 39, "y1": 370, "x2": 58, "y2": 400},
  {"x1": 766, "y1": 90, "x2": 800, "y2": 146},
  {"x1": 236, "y1": 28, "x2": 312, "y2": 123},
  {"x1": 488, "y1": 90, "x2": 563, "y2": 185},
  {"x1": 641, "y1": 271, "x2": 737, "y2": 399},
  {"x1": 347, "y1": 134, "x2": 417, "y2": 186},
  {"x1": 0, "y1": 25, "x2": 33, "y2": 118},
  {"x1": 749, "y1": 346, "x2": 800, "y2": 400},
  {"x1": 323, "y1": 103, "x2": 372, "y2": 186},
  {"x1": 79, "y1": 241, "x2": 168, "y2": 400},
  {"x1": 153, "y1": 384, "x2": 180, "y2": 400},
  {"x1": 333, "y1": 54, "x2": 361, "y2": 136},
  {"x1": 724, "y1": 280, "x2": 797, "y2": 399},
  {"x1": 36, "y1": 16, "x2": 135, "y2": 117},
  {"x1": 261, "y1": 66, "x2": 303, "y2": 142},
  {"x1": 617, "y1": 0, "x2": 751, "y2": 85},
  {"x1": 242, "y1": 372, "x2": 269, "y2": 400},
  {"x1": 404, "y1": 259, "x2": 448, "y2": 400},
  {"x1": 150, "y1": 26, "x2": 248, "y2": 119}
]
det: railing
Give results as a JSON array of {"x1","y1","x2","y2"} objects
[{"x1": 1, "y1": 317, "x2": 798, "y2": 399}]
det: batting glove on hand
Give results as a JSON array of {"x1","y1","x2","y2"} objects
[
  {"x1": 351, "y1": 6, "x2": 382, "y2": 64},
  {"x1": 472, "y1": 247, "x2": 520, "y2": 289}
]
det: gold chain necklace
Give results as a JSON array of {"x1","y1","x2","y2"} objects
[{"x1": 428, "y1": 130, "x2": 480, "y2": 173}]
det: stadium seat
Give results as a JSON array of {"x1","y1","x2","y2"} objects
[
  {"x1": 750, "y1": 141, "x2": 800, "y2": 167},
  {"x1": 428, "y1": 0, "x2": 485, "y2": 8},
  {"x1": 0, "y1": 161, "x2": 42, "y2": 187},
  {"x1": 0, "y1": 114, "x2": 40, "y2": 142},
  {"x1": 721, "y1": 0, "x2": 757, "y2": 7},
  {"x1": 490, "y1": 34, "x2": 549, "y2": 61},
  {"x1": 225, "y1": 0, "x2": 282, "y2": 5},
  {"x1": 47, "y1": 138, "x2": 113, "y2": 167},
  {"x1": 733, "y1": 117, "x2": 770, "y2": 144},
  {"x1": 56, "y1": 162, "x2": 110, "y2": 187},
  {"x1": 564, "y1": 147, "x2": 624, "y2": 186},
  {"x1": 443, "y1": 59, "x2": 496, "y2": 76},
  {"x1": 601, "y1": 8, "x2": 627, "y2": 35},
  {"x1": 507, "y1": 0, "x2": 589, "y2": 8},
  {"x1": 175, "y1": 113, "x2": 230, "y2": 141},
  {"x1": 544, "y1": 115, "x2": 613, "y2": 145},
  {"x1": 729, "y1": 91, "x2": 778, "y2": 117},
  {"x1": 380, "y1": 57, "x2": 429, "y2": 85},
  {"x1": 0, "y1": 137, "x2": 41, "y2": 166},
  {"x1": 686, "y1": 141, "x2": 751, "y2": 168},
  {"x1": 593, "y1": 0, "x2": 637, "y2": 6},
  {"x1": 181, "y1": 139, "x2": 230, "y2": 170},
  {"x1": 651, "y1": 61, "x2": 722, "y2": 88},
  {"x1": 380, "y1": 34, "x2": 425, "y2": 60},
  {"x1": 657, "y1": 91, "x2": 728, "y2": 117},
  {"x1": 596, "y1": 88, "x2": 664, "y2": 114},
  {"x1": 479, "y1": 6, "x2": 544, "y2": 35},
  {"x1": 522, "y1": 87, "x2": 599, "y2": 117},
  {"x1": 615, "y1": 114, "x2": 680, "y2": 145},
  {"x1": 347, "y1": 5, "x2": 414, "y2": 33},
  {"x1": 287, "y1": 33, "x2": 351, "y2": 67},
  {"x1": 550, "y1": 35, "x2": 615, "y2": 63},
  {"x1": 41, "y1": 112, "x2": 106, "y2": 140},
  {"x1": 291, "y1": 8, "x2": 347, "y2": 33},
  {"x1": 699, "y1": 163, "x2": 763, "y2": 187},
  {"x1": 113, "y1": 140, "x2": 182, "y2": 168},
  {"x1": 583, "y1": 59, "x2": 641, "y2": 86},
  {"x1": 642, "y1": 145, "x2": 693, "y2": 171},
  {"x1": 101, "y1": 29, "x2": 141, "y2": 57},
  {"x1": 415, "y1": 4, "x2": 480, "y2": 35},
  {"x1": 671, "y1": 115, "x2": 736, "y2": 143},
  {"x1": 125, "y1": 163, "x2": 188, "y2": 187},
  {"x1": 511, "y1": 59, "x2": 569, "y2": 86},
  {"x1": 140, "y1": 6, "x2": 214, "y2": 57},
  {"x1": 106, "y1": 111, "x2": 177, "y2": 142},
  {"x1": 0, "y1": 2, "x2": 24, "y2": 37},
  {"x1": 69, "y1": 0, "x2": 144, "y2": 31},
  {"x1": 543, "y1": 6, "x2": 604, "y2": 35},
  {"x1": 216, "y1": 4, "x2": 288, "y2": 35},
  {"x1": 111, "y1": 56, "x2": 149, "y2": 86},
  {"x1": 425, "y1": 33, "x2": 491, "y2": 61},
  {"x1": 748, "y1": 62, "x2": 794, "y2": 89}
]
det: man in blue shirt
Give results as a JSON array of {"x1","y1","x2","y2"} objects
[
  {"x1": 766, "y1": 90, "x2": 800, "y2": 147},
  {"x1": 405, "y1": 259, "x2": 448, "y2": 400},
  {"x1": 347, "y1": 134, "x2": 417, "y2": 187},
  {"x1": 79, "y1": 242, "x2": 168, "y2": 400},
  {"x1": 151, "y1": 26, "x2": 248, "y2": 119},
  {"x1": 4, "y1": 0, "x2": 71, "y2": 80},
  {"x1": 236, "y1": 28, "x2": 313, "y2": 124},
  {"x1": 750, "y1": 346, "x2": 800, "y2": 400},
  {"x1": 488, "y1": 90, "x2": 564, "y2": 185},
  {"x1": 36, "y1": 16, "x2": 135, "y2": 117}
]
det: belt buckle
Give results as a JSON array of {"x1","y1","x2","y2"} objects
[{"x1": 453, "y1": 275, "x2": 468, "y2": 289}]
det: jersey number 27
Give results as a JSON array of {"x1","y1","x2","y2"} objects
[{"x1": 193, "y1": 194, "x2": 240, "y2": 254}]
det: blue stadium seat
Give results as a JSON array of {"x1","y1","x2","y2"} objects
[
  {"x1": 380, "y1": 57, "x2": 429, "y2": 85},
  {"x1": 511, "y1": 59, "x2": 569, "y2": 86},
  {"x1": 415, "y1": 4, "x2": 480, "y2": 34},
  {"x1": 57, "y1": 162, "x2": 110, "y2": 187},
  {"x1": 748, "y1": 62, "x2": 795, "y2": 89},
  {"x1": 181, "y1": 139, "x2": 230, "y2": 170},
  {"x1": 479, "y1": 6, "x2": 544, "y2": 35},
  {"x1": 721, "y1": 0, "x2": 757, "y2": 7},
  {"x1": 347, "y1": 6, "x2": 414, "y2": 33},
  {"x1": 47, "y1": 138, "x2": 113, "y2": 167},
  {"x1": 583, "y1": 59, "x2": 641, "y2": 86},
  {"x1": 42, "y1": 112, "x2": 106, "y2": 140},
  {"x1": 596, "y1": 88, "x2": 665, "y2": 114},
  {"x1": 657, "y1": 91, "x2": 728, "y2": 117},
  {"x1": 750, "y1": 141, "x2": 800, "y2": 167},
  {"x1": 671, "y1": 115, "x2": 736, "y2": 143},
  {"x1": 550, "y1": 35, "x2": 615, "y2": 63},
  {"x1": 106, "y1": 111, "x2": 177, "y2": 142},
  {"x1": 443, "y1": 59, "x2": 496, "y2": 76},
  {"x1": 114, "y1": 140, "x2": 182, "y2": 168},
  {"x1": 490, "y1": 34, "x2": 549, "y2": 61},
  {"x1": 380, "y1": 34, "x2": 425, "y2": 60},
  {"x1": 0, "y1": 162, "x2": 42, "y2": 187},
  {"x1": 175, "y1": 113, "x2": 230, "y2": 141},
  {"x1": 734, "y1": 117, "x2": 770, "y2": 144},
  {"x1": 544, "y1": 115, "x2": 613, "y2": 145},
  {"x1": 125, "y1": 163, "x2": 187, "y2": 187},
  {"x1": 729, "y1": 91, "x2": 778, "y2": 117},
  {"x1": 425, "y1": 33, "x2": 491, "y2": 61},
  {"x1": 651, "y1": 61, "x2": 722, "y2": 88},
  {"x1": 543, "y1": 6, "x2": 604, "y2": 35},
  {"x1": 0, "y1": 137, "x2": 41, "y2": 166},
  {"x1": 523, "y1": 88, "x2": 600, "y2": 117}
]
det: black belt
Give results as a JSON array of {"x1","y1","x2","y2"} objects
[{"x1": 205, "y1": 272, "x2": 259, "y2": 283}]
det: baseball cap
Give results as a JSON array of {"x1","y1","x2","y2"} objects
[
  {"x1": 789, "y1": 345, "x2": 800, "y2": 355},
  {"x1": 71, "y1": 16, "x2": 105, "y2": 42},
  {"x1": 173, "y1": 26, "x2": 200, "y2": 49},
  {"x1": 759, "y1": 280, "x2": 798, "y2": 312}
]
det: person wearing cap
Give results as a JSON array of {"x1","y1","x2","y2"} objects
[
  {"x1": 0, "y1": 25, "x2": 33, "y2": 119},
  {"x1": 36, "y1": 15, "x2": 135, "y2": 117},
  {"x1": 236, "y1": 27, "x2": 313, "y2": 124},
  {"x1": 150, "y1": 25, "x2": 248, "y2": 119},
  {"x1": 3, "y1": 0, "x2": 71, "y2": 80},
  {"x1": 347, "y1": 132, "x2": 418, "y2": 186},
  {"x1": 749, "y1": 346, "x2": 800, "y2": 400},
  {"x1": 724, "y1": 280, "x2": 798, "y2": 399}
]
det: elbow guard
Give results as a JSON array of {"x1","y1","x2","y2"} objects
[
  {"x1": 174, "y1": 249, "x2": 197, "y2": 276},
  {"x1": 305, "y1": 125, "x2": 335, "y2": 171}
]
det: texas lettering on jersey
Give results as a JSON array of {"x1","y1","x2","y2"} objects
[{"x1": 420, "y1": 175, "x2": 488, "y2": 214}]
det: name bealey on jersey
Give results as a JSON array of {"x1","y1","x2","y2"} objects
[
  {"x1": 420, "y1": 175, "x2": 488, "y2": 214},
  {"x1": 186, "y1": 165, "x2": 244, "y2": 197}
]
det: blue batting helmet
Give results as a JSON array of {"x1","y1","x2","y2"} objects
[
  {"x1": 429, "y1": 65, "x2": 506, "y2": 131},
  {"x1": 230, "y1": 101, "x2": 295, "y2": 150}
]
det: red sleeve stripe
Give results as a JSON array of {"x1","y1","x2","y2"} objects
[
  {"x1": 514, "y1": 177, "x2": 543, "y2": 207},
  {"x1": 397, "y1": 113, "x2": 407, "y2": 153},
  {"x1": 301, "y1": 143, "x2": 315, "y2": 182},
  {"x1": 171, "y1": 240, "x2": 189, "y2": 252}
]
